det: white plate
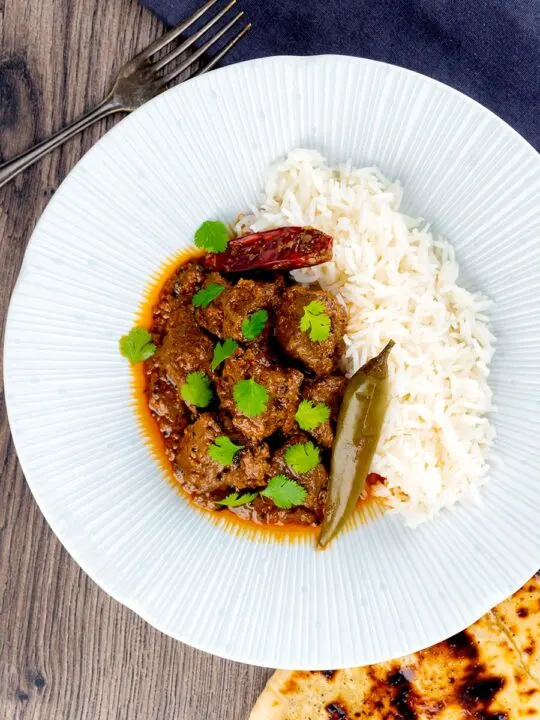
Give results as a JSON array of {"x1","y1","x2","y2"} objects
[{"x1": 4, "y1": 56, "x2": 540, "y2": 670}]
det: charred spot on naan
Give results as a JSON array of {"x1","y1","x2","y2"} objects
[
  {"x1": 325, "y1": 700, "x2": 349, "y2": 719},
  {"x1": 524, "y1": 641, "x2": 536, "y2": 657},
  {"x1": 279, "y1": 671, "x2": 313, "y2": 696},
  {"x1": 320, "y1": 670, "x2": 337, "y2": 681},
  {"x1": 460, "y1": 677, "x2": 507, "y2": 717},
  {"x1": 445, "y1": 629, "x2": 479, "y2": 660},
  {"x1": 385, "y1": 670, "x2": 424, "y2": 719}
]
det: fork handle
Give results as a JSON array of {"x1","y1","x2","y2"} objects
[{"x1": 0, "y1": 98, "x2": 122, "y2": 191}]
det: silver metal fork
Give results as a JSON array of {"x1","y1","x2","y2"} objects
[{"x1": 0, "y1": 0, "x2": 250, "y2": 190}]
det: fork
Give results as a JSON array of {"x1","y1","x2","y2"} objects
[{"x1": 0, "y1": 0, "x2": 250, "y2": 190}]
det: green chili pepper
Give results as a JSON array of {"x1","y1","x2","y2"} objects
[{"x1": 318, "y1": 341, "x2": 394, "y2": 548}]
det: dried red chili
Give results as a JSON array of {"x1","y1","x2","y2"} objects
[{"x1": 201, "y1": 226, "x2": 333, "y2": 273}]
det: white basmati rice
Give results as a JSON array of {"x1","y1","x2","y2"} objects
[{"x1": 236, "y1": 149, "x2": 495, "y2": 527}]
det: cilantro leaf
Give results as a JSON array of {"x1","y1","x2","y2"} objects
[
  {"x1": 241, "y1": 309, "x2": 268, "y2": 341},
  {"x1": 194, "y1": 220, "x2": 230, "y2": 253},
  {"x1": 192, "y1": 282, "x2": 226, "y2": 308},
  {"x1": 180, "y1": 371, "x2": 213, "y2": 408},
  {"x1": 285, "y1": 441, "x2": 321, "y2": 473},
  {"x1": 208, "y1": 436, "x2": 244, "y2": 466},
  {"x1": 233, "y1": 378, "x2": 269, "y2": 417},
  {"x1": 300, "y1": 301, "x2": 331, "y2": 342},
  {"x1": 119, "y1": 326, "x2": 156, "y2": 364},
  {"x1": 261, "y1": 475, "x2": 307, "y2": 509},
  {"x1": 211, "y1": 338, "x2": 238, "y2": 371},
  {"x1": 295, "y1": 400, "x2": 331, "y2": 431},
  {"x1": 217, "y1": 491, "x2": 258, "y2": 507}
]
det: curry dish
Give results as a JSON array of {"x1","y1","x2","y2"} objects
[
  {"x1": 120, "y1": 222, "x2": 392, "y2": 540},
  {"x1": 144, "y1": 256, "x2": 349, "y2": 526}
]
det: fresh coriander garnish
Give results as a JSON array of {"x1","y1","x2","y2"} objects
[
  {"x1": 294, "y1": 400, "x2": 331, "y2": 431},
  {"x1": 180, "y1": 371, "x2": 213, "y2": 408},
  {"x1": 285, "y1": 440, "x2": 321, "y2": 473},
  {"x1": 119, "y1": 326, "x2": 156, "y2": 364},
  {"x1": 261, "y1": 475, "x2": 307, "y2": 509},
  {"x1": 241, "y1": 309, "x2": 268, "y2": 341},
  {"x1": 233, "y1": 378, "x2": 269, "y2": 417},
  {"x1": 211, "y1": 339, "x2": 238, "y2": 371},
  {"x1": 217, "y1": 491, "x2": 258, "y2": 507},
  {"x1": 208, "y1": 436, "x2": 244, "y2": 466},
  {"x1": 192, "y1": 283, "x2": 225, "y2": 308},
  {"x1": 194, "y1": 220, "x2": 230, "y2": 253},
  {"x1": 300, "y1": 300, "x2": 331, "y2": 342}
]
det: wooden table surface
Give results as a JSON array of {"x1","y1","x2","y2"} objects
[{"x1": 0, "y1": 1, "x2": 271, "y2": 717}]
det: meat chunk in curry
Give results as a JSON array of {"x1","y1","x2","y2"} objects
[
  {"x1": 194, "y1": 272, "x2": 232, "y2": 337},
  {"x1": 176, "y1": 413, "x2": 270, "y2": 499},
  {"x1": 216, "y1": 346, "x2": 304, "y2": 443},
  {"x1": 197, "y1": 276, "x2": 283, "y2": 342},
  {"x1": 152, "y1": 262, "x2": 205, "y2": 336},
  {"x1": 301, "y1": 374, "x2": 347, "y2": 448},
  {"x1": 157, "y1": 306, "x2": 214, "y2": 393},
  {"x1": 269, "y1": 434, "x2": 328, "y2": 515},
  {"x1": 275, "y1": 285, "x2": 347, "y2": 376},
  {"x1": 146, "y1": 358, "x2": 189, "y2": 456},
  {"x1": 176, "y1": 413, "x2": 231, "y2": 496}
]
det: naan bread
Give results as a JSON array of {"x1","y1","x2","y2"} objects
[{"x1": 250, "y1": 574, "x2": 539, "y2": 719}]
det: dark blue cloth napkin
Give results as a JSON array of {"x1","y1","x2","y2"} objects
[{"x1": 141, "y1": 0, "x2": 539, "y2": 150}]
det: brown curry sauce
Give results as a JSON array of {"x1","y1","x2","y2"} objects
[{"x1": 130, "y1": 248, "x2": 383, "y2": 543}]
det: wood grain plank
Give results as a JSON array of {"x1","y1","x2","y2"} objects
[{"x1": 0, "y1": 0, "x2": 271, "y2": 717}]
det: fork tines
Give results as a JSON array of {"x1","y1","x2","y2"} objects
[{"x1": 140, "y1": 0, "x2": 250, "y2": 83}]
